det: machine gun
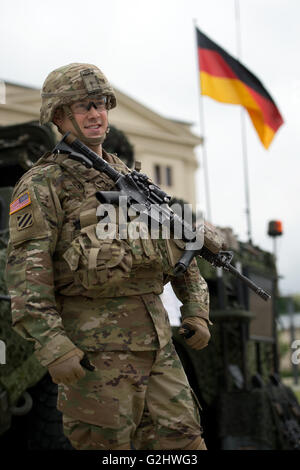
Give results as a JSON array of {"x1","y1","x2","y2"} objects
[{"x1": 54, "y1": 132, "x2": 271, "y2": 302}]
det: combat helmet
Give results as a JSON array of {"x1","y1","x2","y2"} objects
[{"x1": 40, "y1": 63, "x2": 116, "y2": 145}]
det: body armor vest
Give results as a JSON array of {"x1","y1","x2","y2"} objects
[{"x1": 35, "y1": 151, "x2": 167, "y2": 299}]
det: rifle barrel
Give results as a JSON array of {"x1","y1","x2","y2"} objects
[{"x1": 225, "y1": 263, "x2": 271, "y2": 301}]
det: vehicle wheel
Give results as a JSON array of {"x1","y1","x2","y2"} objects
[{"x1": 26, "y1": 372, "x2": 74, "y2": 450}]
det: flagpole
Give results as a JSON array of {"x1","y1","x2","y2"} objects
[
  {"x1": 234, "y1": 0, "x2": 253, "y2": 243},
  {"x1": 193, "y1": 19, "x2": 212, "y2": 223}
]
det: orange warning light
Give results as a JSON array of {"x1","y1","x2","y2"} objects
[{"x1": 268, "y1": 220, "x2": 283, "y2": 237}]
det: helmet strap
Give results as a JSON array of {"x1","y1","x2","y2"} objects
[{"x1": 62, "y1": 105, "x2": 105, "y2": 146}]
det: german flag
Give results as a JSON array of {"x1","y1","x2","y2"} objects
[{"x1": 197, "y1": 28, "x2": 284, "y2": 149}]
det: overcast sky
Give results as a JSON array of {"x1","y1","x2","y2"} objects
[{"x1": 1, "y1": 0, "x2": 299, "y2": 297}]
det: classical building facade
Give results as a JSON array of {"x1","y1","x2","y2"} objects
[{"x1": 0, "y1": 82, "x2": 202, "y2": 207}]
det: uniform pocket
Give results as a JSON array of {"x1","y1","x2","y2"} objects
[
  {"x1": 127, "y1": 221, "x2": 160, "y2": 267},
  {"x1": 63, "y1": 224, "x2": 132, "y2": 290},
  {"x1": 58, "y1": 383, "x2": 120, "y2": 428}
]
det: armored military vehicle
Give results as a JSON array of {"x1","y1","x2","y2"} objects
[
  {"x1": 0, "y1": 122, "x2": 299, "y2": 450},
  {"x1": 173, "y1": 230, "x2": 300, "y2": 450}
]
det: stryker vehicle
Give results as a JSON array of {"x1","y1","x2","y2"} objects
[
  {"x1": 173, "y1": 233, "x2": 300, "y2": 450},
  {"x1": 0, "y1": 122, "x2": 299, "y2": 450}
]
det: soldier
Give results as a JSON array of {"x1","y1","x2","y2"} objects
[{"x1": 5, "y1": 63, "x2": 211, "y2": 450}]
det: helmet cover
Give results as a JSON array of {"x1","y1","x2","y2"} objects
[{"x1": 40, "y1": 63, "x2": 116, "y2": 124}]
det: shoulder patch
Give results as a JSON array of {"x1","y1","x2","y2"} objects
[
  {"x1": 9, "y1": 187, "x2": 50, "y2": 247},
  {"x1": 9, "y1": 191, "x2": 31, "y2": 215},
  {"x1": 16, "y1": 211, "x2": 33, "y2": 230}
]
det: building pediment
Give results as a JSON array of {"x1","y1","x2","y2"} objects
[{"x1": 112, "y1": 88, "x2": 202, "y2": 147}]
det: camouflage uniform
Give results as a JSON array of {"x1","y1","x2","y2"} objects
[{"x1": 5, "y1": 63, "x2": 210, "y2": 450}]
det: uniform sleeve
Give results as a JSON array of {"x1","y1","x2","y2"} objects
[
  {"x1": 5, "y1": 167, "x2": 77, "y2": 367},
  {"x1": 170, "y1": 257, "x2": 211, "y2": 323}
]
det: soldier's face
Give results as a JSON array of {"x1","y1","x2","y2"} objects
[
  {"x1": 54, "y1": 101, "x2": 109, "y2": 140},
  {"x1": 72, "y1": 99, "x2": 109, "y2": 139}
]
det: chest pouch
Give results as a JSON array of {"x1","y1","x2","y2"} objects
[
  {"x1": 63, "y1": 208, "x2": 132, "y2": 290},
  {"x1": 127, "y1": 220, "x2": 160, "y2": 268},
  {"x1": 157, "y1": 238, "x2": 186, "y2": 275}
]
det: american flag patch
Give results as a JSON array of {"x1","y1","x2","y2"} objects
[{"x1": 9, "y1": 191, "x2": 31, "y2": 215}]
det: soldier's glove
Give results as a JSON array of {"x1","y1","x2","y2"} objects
[
  {"x1": 179, "y1": 317, "x2": 211, "y2": 350},
  {"x1": 48, "y1": 348, "x2": 86, "y2": 386}
]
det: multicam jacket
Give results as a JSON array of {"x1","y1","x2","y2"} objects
[{"x1": 5, "y1": 150, "x2": 210, "y2": 367}]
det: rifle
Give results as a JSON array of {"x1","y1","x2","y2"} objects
[
  {"x1": 54, "y1": 132, "x2": 271, "y2": 302},
  {"x1": 0, "y1": 295, "x2": 10, "y2": 302}
]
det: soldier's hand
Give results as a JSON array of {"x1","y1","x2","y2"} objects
[
  {"x1": 48, "y1": 348, "x2": 86, "y2": 386},
  {"x1": 179, "y1": 317, "x2": 211, "y2": 350}
]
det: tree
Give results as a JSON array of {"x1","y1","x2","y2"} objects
[{"x1": 103, "y1": 125, "x2": 134, "y2": 168}]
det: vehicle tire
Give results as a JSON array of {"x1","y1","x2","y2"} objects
[{"x1": 26, "y1": 372, "x2": 74, "y2": 450}]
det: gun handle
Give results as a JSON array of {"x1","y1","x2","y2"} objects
[
  {"x1": 80, "y1": 354, "x2": 95, "y2": 372},
  {"x1": 174, "y1": 248, "x2": 197, "y2": 276}
]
